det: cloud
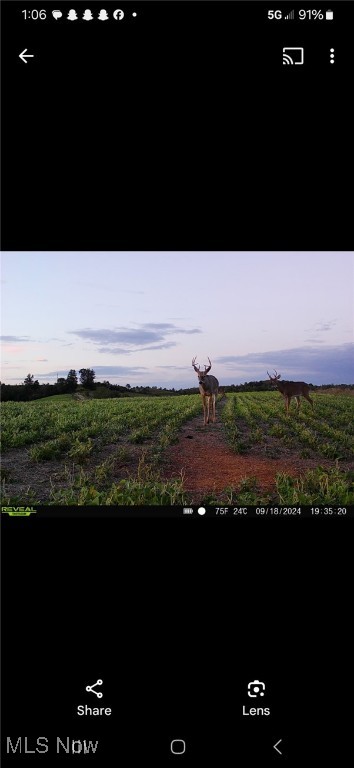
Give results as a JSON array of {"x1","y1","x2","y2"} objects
[
  {"x1": 135, "y1": 342, "x2": 177, "y2": 352},
  {"x1": 70, "y1": 328, "x2": 161, "y2": 344},
  {"x1": 142, "y1": 323, "x2": 200, "y2": 334},
  {"x1": 0, "y1": 335, "x2": 31, "y2": 342},
  {"x1": 215, "y1": 343, "x2": 354, "y2": 384},
  {"x1": 68, "y1": 323, "x2": 201, "y2": 354},
  {"x1": 157, "y1": 365, "x2": 190, "y2": 370},
  {"x1": 315, "y1": 320, "x2": 337, "y2": 332},
  {"x1": 91, "y1": 366, "x2": 147, "y2": 376},
  {"x1": 305, "y1": 319, "x2": 337, "y2": 334},
  {"x1": 96, "y1": 346, "x2": 132, "y2": 355},
  {"x1": 97, "y1": 341, "x2": 177, "y2": 354},
  {"x1": 1, "y1": 335, "x2": 65, "y2": 344}
]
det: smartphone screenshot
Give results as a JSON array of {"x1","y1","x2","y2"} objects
[{"x1": 1, "y1": 2, "x2": 353, "y2": 764}]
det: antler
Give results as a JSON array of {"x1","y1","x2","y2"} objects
[
  {"x1": 204, "y1": 356, "x2": 212, "y2": 373},
  {"x1": 192, "y1": 357, "x2": 200, "y2": 371},
  {"x1": 267, "y1": 370, "x2": 280, "y2": 380}
]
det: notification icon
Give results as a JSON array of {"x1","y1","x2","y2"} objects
[{"x1": 52, "y1": 10, "x2": 63, "y2": 20}]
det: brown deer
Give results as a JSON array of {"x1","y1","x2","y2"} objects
[
  {"x1": 192, "y1": 357, "x2": 219, "y2": 425},
  {"x1": 267, "y1": 370, "x2": 314, "y2": 415}
]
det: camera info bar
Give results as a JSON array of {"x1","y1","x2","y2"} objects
[{"x1": 1, "y1": 505, "x2": 352, "y2": 518}]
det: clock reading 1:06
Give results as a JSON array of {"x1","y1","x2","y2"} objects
[{"x1": 22, "y1": 10, "x2": 47, "y2": 20}]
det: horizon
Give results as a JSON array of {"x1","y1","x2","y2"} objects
[{"x1": 1, "y1": 252, "x2": 353, "y2": 387}]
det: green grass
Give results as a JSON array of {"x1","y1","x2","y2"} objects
[
  {"x1": 275, "y1": 464, "x2": 354, "y2": 505},
  {"x1": 49, "y1": 456, "x2": 187, "y2": 506}
]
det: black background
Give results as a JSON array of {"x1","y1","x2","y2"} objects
[
  {"x1": 2, "y1": 517, "x2": 352, "y2": 763},
  {"x1": 1, "y1": 2, "x2": 353, "y2": 764},
  {"x1": 1, "y1": 1, "x2": 352, "y2": 250}
]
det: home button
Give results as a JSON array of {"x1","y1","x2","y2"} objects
[{"x1": 171, "y1": 739, "x2": 186, "y2": 755}]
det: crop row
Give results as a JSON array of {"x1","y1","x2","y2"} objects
[
  {"x1": 222, "y1": 393, "x2": 354, "y2": 460},
  {"x1": 1, "y1": 395, "x2": 202, "y2": 455}
]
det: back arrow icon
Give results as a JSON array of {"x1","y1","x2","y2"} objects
[
  {"x1": 273, "y1": 739, "x2": 282, "y2": 755},
  {"x1": 19, "y1": 49, "x2": 34, "y2": 64}
]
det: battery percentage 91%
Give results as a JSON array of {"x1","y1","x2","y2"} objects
[{"x1": 299, "y1": 10, "x2": 324, "y2": 20}]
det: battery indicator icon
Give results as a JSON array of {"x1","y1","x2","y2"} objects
[{"x1": 326, "y1": 10, "x2": 334, "y2": 20}]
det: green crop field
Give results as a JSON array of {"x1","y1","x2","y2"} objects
[
  {"x1": 222, "y1": 392, "x2": 354, "y2": 461},
  {"x1": 1, "y1": 392, "x2": 353, "y2": 506},
  {"x1": 1, "y1": 395, "x2": 202, "y2": 505},
  {"x1": 1, "y1": 395, "x2": 202, "y2": 453}
]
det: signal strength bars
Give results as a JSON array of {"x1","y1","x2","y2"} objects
[{"x1": 285, "y1": 10, "x2": 295, "y2": 20}]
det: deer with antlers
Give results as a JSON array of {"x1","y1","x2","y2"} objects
[
  {"x1": 267, "y1": 370, "x2": 314, "y2": 415},
  {"x1": 192, "y1": 357, "x2": 219, "y2": 425}
]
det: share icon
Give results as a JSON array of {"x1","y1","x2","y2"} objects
[{"x1": 85, "y1": 679, "x2": 103, "y2": 698}]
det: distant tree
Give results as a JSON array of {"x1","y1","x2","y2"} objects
[
  {"x1": 24, "y1": 373, "x2": 34, "y2": 387},
  {"x1": 23, "y1": 373, "x2": 40, "y2": 399},
  {"x1": 66, "y1": 369, "x2": 78, "y2": 393},
  {"x1": 79, "y1": 368, "x2": 96, "y2": 389},
  {"x1": 126, "y1": 383, "x2": 131, "y2": 389},
  {"x1": 55, "y1": 377, "x2": 67, "y2": 394}
]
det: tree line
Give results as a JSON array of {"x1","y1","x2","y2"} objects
[
  {"x1": 1, "y1": 369, "x2": 353, "y2": 402},
  {"x1": 2, "y1": 369, "x2": 89, "y2": 402}
]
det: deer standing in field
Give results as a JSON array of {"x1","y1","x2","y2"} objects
[
  {"x1": 267, "y1": 370, "x2": 314, "y2": 415},
  {"x1": 192, "y1": 357, "x2": 219, "y2": 425}
]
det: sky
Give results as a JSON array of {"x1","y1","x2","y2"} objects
[{"x1": 1, "y1": 252, "x2": 353, "y2": 387}]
